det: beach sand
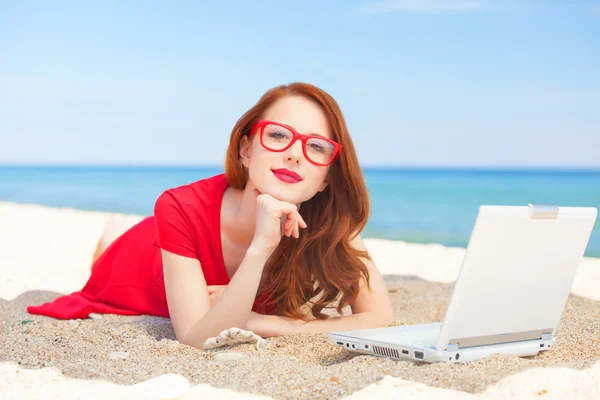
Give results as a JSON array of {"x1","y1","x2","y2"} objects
[{"x1": 1, "y1": 202, "x2": 599, "y2": 399}]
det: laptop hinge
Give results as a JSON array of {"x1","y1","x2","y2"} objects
[
  {"x1": 528, "y1": 204, "x2": 559, "y2": 219},
  {"x1": 541, "y1": 333, "x2": 553, "y2": 341},
  {"x1": 447, "y1": 343, "x2": 459, "y2": 351}
]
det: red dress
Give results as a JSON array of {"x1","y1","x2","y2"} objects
[{"x1": 27, "y1": 173, "x2": 273, "y2": 319}]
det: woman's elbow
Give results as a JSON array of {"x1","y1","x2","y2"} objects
[
  {"x1": 175, "y1": 331, "x2": 193, "y2": 347},
  {"x1": 175, "y1": 325, "x2": 204, "y2": 349},
  {"x1": 177, "y1": 332, "x2": 206, "y2": 350}
]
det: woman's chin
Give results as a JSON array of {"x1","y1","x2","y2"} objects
[
  {"x1": 260, "y1": 186, "x2": 301, "y2": 204},
  {"x1": 267, "y1": 191, "x2": 295, "y2": 203},
  {"x1": 252, "y1": 175, "x2": 307, "y2": 203}
]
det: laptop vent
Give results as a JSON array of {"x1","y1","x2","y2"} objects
[{"x1": 372, "y1": 345, "x2": 400, "y2": 359}]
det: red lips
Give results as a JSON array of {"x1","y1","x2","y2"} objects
[{"x1": 271, "y1": 168, "x2": 303, "y2": 182}]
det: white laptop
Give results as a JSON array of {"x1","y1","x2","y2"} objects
[{"x1": 328, "y1": 204, "x2": 597, "y2": 363}]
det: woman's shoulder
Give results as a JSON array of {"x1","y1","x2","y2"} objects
[{"x1": 154, "y1": 173, "x2": 228, "y2": 212}]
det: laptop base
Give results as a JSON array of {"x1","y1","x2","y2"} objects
[{"x1": 327, "y1": 323, "x2": 556, "y2": 363}]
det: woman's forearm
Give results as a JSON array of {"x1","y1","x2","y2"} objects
[
  {"x1": 183, "y1": 247, "x2": 270, "y2": 348},
  {"x1": 299, "y1": 312, "x2": 390, "y2": 334},
  {"x1": 256, "y1": 312, "x2": 391, "y2": 338}
]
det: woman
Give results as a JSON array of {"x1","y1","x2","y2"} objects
[{"x1": 28, "y1": 82, "x2": 394, "y2": 349}]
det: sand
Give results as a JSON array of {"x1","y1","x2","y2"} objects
[{"x1": 1, "y1": 201, "x2": 599, "y2": 399}]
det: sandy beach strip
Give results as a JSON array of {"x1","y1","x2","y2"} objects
[{"x1": 1, "y1": 202, "x2": 599, "y2": 399}]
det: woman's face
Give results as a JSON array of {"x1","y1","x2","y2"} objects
[{"x1": 240, "y1": 95, "x2": 332, "y2": 205}]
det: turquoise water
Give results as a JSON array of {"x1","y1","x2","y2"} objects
[{"x1": 0, "y1": 166, "x2": 598, "y2": 257}]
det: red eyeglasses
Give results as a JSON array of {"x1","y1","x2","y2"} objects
[{"x1": 249, "y1": 120, "x2": 342, "y2": 166}]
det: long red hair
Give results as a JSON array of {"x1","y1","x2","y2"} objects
[{"x1": 225, "y1": 82, "x2": 372, "y2": 319}]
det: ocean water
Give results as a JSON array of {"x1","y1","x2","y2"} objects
[{"x1": 0, "y1": 166, "x2": 598, "y2": 257}]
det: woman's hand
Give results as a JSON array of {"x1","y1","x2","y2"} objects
[
  {"x1": 249, "y1": 190, "x2": 307, "y2": 255},
  {"x1": 207, "y1": 285, "x2": 227, "y2": 307}
]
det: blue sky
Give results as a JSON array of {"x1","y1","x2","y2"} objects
[{"x1": 1, "y1": 0, "x2": 599, "y2": 167}]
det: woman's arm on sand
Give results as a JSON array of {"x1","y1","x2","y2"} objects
[
  {"x1": 247, "y1": 310, "x2": 391, "y2": 337},
  {"x1": 247, "y1": 234, "x2": 394, "y2": 337}
]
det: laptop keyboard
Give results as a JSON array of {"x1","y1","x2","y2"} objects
[
  {"x1": 335, "y1": 322, "x2": 442, "y2": 348},
  {"x1": 379, "y1": 325, "x2": 440, "y2": 347}
]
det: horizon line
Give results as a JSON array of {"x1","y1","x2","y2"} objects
[{"x1": 1, "y1": 163, "x2": 599, "y2": 172}]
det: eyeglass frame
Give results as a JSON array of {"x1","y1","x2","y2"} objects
[{"x1": 248, "y1": 120, "x2": 342, "y2": 167}]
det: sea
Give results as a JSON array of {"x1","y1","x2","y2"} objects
[{"x1": 1, "y1": 166, "x2": 598, "y2": 257}]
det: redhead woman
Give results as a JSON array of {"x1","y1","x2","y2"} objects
[{"x1": 28, "y1": 82, "x2": 394, "y2": 349}]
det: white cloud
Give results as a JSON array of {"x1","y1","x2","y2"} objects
[
  {"x1": 356, "y1": 0, "x2": 486, "y2": 14},
  {"x1": 590, "y1": 2, "x2": 600, "y2": 14}
]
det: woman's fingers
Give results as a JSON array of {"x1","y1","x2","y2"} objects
[
  {"x1": 207, "y1": 285, "x2": 227, "y2": 294},
  {"x1": 284, "y1": 218, "x2": 294, "y2": 230},
  {"x1": 276, "y1": 202, "x2": 308, "y2": 239},
  {"x1": 284, "y1": 221, "x2": 298, "y2": 238},
  {"x1": 298, "y1": 214, "x2": 307, "y2": 229},
  {"x1": 294, "y1": 211, "x2": 305, "y2": 236},
  {"x1": 283, "y1": 213, "x2": 294, "y2": 237},
  {"x1": 208, "y1": 285, "x2": 226, "y2": 305},
  {"x1": 282, "y1": 210, "x2": 306, "y2": 238},
  {"x1": 209, "y1": 287, "x2": 226, "y2": 306}
]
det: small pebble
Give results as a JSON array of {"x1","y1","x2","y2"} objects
[{"x1": 108, "y1": 352, "x2": 130, "y2": 360}]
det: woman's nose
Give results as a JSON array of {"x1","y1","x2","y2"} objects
[{"x1": 284, "y1": 140, "x2": 305, "y2": 164}]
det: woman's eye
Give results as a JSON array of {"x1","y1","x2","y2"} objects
[
  {"x1": 269, "y1": 132, "x2": 288, "y2": 139},
  {"x1": 309, "y1": 142, "x2": 325, "y2": 152}
]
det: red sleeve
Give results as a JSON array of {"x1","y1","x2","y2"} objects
[{"x1": 154, "y1": 190, "x2": 198, "y2": 259}]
